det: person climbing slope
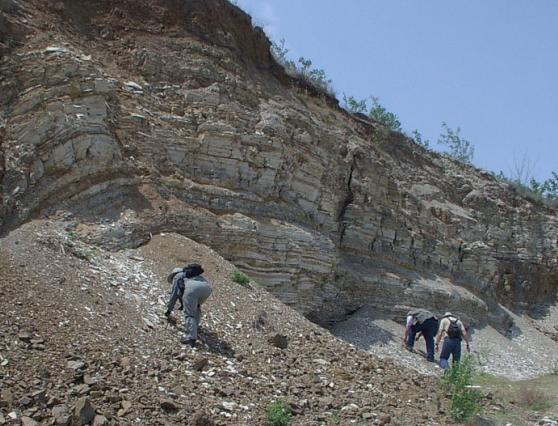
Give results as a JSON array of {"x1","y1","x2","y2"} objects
[
  {"x1": 165, "y1": 263, "x2": 212, "y2": 347},
  {"x1": 403, "y1": 309, "x2": 439, "y2": 362}
]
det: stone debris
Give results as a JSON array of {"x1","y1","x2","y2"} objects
[
  {"x1": 378, "y1": 413, "x2": 392, "y2": 424},
  {"x1": 123, "y1": 81, "x2": 144, "y2": 93},
  {"x1": 92, "y1": 415, "x2": 108, "y2": 426},
  {"x1": 192, "y1": 357, "x2": 209, "y2": 372},
  {"x1": 117, "y1": 400, "x2": 132, "y2": 417},
  {"x1": 267, "y1": 333, "x2": 288, "y2": 349},
  {"x1": 0, "y1": 389, "x2": 13, "y2": 408},
  {"x1": 83, "y1": 374, "x2": 97, "y2": 385},
  {"x1": 17, "y1": 332, "x2": 31, "y2": 342},
  {"x1": 51, "y1": 405, "x2": 70, "y2": 425},
  {"x1": 190, "y1": 410, "x2": 215, "y2": 426},
  {"x1": 44, "y1": 46, "x2": 69, "y2": 54},
  {"x1": 159, "y1": 398, "x2": 178, "y2": 412},
  {"x1": 221, "y1": 401, "x2": 236, "y2": 411},
  {"x1": 67, "y1": 360, "x2": 85, "y2": 370},
  {"x1": 74, "y1": 397, "x2": 95, "y2": 425},
  {"x1": 47, "y1": 396, "x2": 62, "y2": 407},
  {"x1": 17, "y1": 395, "x2": 32, "y2": 406},
  {"x1": 20, "y1": 417, "x2": 38, "y2": 426}
]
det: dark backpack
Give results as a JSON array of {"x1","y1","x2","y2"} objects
[{"x1": 447, "y1": 318, "x2": 462, "y2": 339}]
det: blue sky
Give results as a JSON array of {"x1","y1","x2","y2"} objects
[{"x1": 235, "y1": 0, "x2": 558, "y2": 182}]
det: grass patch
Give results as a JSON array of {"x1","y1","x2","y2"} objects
[
  {"x1": 265, "y1": 400, "x2": 292, "y2": 426},
  {"x1": 516, "y1": 385, "x2": 552, "y2": 411},
  {"x1": 473, "y1": 371, "x2": 558, "y2": 423},
  {"x1": 231, "y1": 270, "x2": 250, "y2": 286}
]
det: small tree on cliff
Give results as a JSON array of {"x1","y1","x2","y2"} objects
[
  {"x1": 368, "y1": 97, "x2": 402, "y2": 132},
  {"x1": 438, "y1": 122, "x2": 474, "y2": 164},
  {"x1": 342, "y1": 94, "x2": 402, "y2": 133},
  {"x1": 342, "y1": 94, "x2": 368, "y2": 114}
]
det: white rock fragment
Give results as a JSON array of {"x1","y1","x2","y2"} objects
[
  {"x1": 341, "y1": 403, "x2": 359, "y2": 412},
  {"x1": 222, "y1": 401, "x2": 237, "y2": 411},
  {"x1": 123, "y1": 81, "x2": 143, "y2": 93},
  {"x1": 44, "y1": 46, "x2": 69, "y2": 54}
]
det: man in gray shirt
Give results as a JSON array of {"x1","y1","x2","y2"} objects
[{"x1": 165, "y1": 263, "x2": 212, "y2": 347}]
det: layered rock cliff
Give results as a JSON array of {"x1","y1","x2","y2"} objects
[{"x1": 1, "y1": 0, "x2": 557, "y2": 330}]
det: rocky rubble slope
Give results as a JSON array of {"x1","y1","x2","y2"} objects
[
  {"x1": 333, "y1": 304, "x2": 558, "y2": 380},
  {"x1": 0, "y1": 220, "x2": 451, "y2": 425}
]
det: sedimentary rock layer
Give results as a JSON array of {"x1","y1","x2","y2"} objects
[{"x1": 1, "y1": 0, "x2": 556, "y2": 328}]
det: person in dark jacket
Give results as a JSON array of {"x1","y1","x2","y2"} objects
[
  {"x1": 403, "y1": 309, "x2": 439, "y2": 362},
  {"x1": 165, "y1": 263, "x2": 212, "y2": 347}
]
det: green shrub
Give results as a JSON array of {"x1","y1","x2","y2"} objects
[
  {"x1": 342, "y1": 94, "x2": 368, "y2": 114},
  {"x1": 368, "y1": 98, "x2": 401, "y2": 132},
  {"x1": 271, "y1": 39, "x2": 334, "y2": 96},
  {"x1": 449, "y1": 388, "x2": 482, "y2": 421},
  {"x1": 297, "y1": 56, "x2": 334, "y2": 94},
  {"x1": 492, "y1": 150, "x2": 558, "y2": 201},
  {"x1": 411, "y1": 129, "x2": 430, "y2": 149},
  {"x1": 438, "y1": 122, "x2": 474, "y2": 164},
  {"x1": 440, "y1": 355, "x2": 476, "y2": 390},
  {"x1": 265, "y1": 401, "x2": 292, "y2": 426},
  {"x1": 440, "y1": 355, "x2": 482, "y2": 422},
  {"x1": 231, "y1": 270, "x2": 250, "y2": 286},
  {"x1": 492, "y1": 171, "x2": 558, "y2": 206},
  {"x1": 493, "y1": 171, "x2": 545, "y2": 203},
  {"x1": 536, "y1": 171, "x2": 558, "y2": 199},
  {"x1": 341, "y1": 94, "x2": 402, "y2": 134}
]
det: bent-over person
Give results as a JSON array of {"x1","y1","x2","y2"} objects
[
  {"x1": 165, "y1": 263, "x2": 212, "y2": 347},
  {"x1": 404, "y1": 309, "x2": 439, "y2": 362}
]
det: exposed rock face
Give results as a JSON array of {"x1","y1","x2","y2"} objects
[{"x1": 0, "y1": 0, "x2": 557, "y2": 329}]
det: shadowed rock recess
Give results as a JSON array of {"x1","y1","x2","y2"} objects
[{"x1": 1, "y1": 0, "x2": 557, "y2": 332}]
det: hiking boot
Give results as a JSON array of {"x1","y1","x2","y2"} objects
[
  {"x1": 180, "y1": 337, "x2": 196, "y2": 347},
  {"x1": 426, "y1": 357, "x2": 436, "y2": 363}
]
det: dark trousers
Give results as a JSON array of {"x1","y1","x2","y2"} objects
[
  {"x1": 439, "y1": 337, "x2": 462, "y2": 369},
  {"x1": 407, "y1": 317, "x2": 439, "y2": 361}
]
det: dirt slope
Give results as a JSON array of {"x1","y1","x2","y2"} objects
[{"x1": 0, "y1": 220, "x2": 451, "y2": 425}]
